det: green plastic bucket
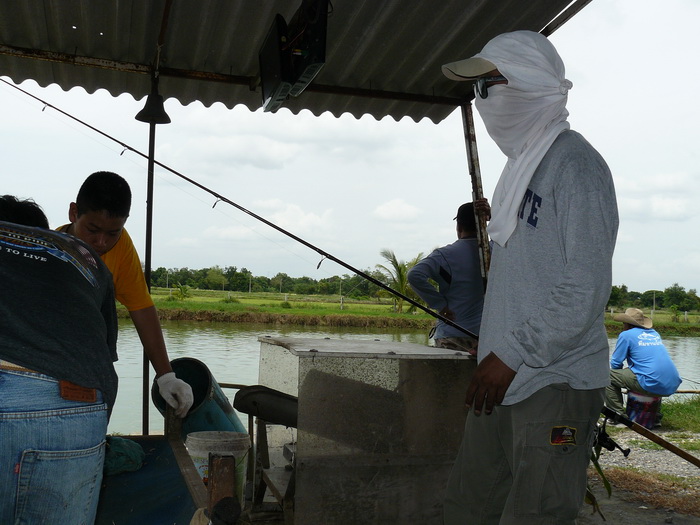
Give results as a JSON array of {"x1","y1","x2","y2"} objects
[{"x1": 151, "y1": 357, "x2": 247, "y2": 439}]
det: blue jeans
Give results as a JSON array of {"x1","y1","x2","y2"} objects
[{"x1": 0, "y1": 369, "x2": 108, "y2": 525}]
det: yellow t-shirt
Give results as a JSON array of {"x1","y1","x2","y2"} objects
[{"x1": 58, "y1": 225, "x2": 154, "y2": 312}]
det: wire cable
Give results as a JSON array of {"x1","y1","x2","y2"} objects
[{"x1": 0, "y1": 77, "x2": 478, "y2": 340}]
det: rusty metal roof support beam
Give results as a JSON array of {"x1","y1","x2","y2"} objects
[
  {"x1": 303, "y1": 83, "x2": 463, "y2": 107},
  {"x1": 0, "y1": 44, "x2": 463, "y2": 108},
  {"x1": 0, "y1": 43, "x2": 151, "y2": 74},
  {"x1": 460, "y1": 102, "x2": 490, "y2": 289}
]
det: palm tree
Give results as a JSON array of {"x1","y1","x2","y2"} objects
[{"x1": 376, "y1": 249, "x2": 423, "y2": 313}]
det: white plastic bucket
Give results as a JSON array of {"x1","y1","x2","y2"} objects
[{"x1": 185, "y1": 431, "x2": 250, "y2": 505}]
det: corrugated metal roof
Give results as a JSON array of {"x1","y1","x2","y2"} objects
[{"x1": 0, "y1": 0, "x2": 585, "y2": 123}]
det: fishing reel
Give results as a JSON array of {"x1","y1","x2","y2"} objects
[{"x1": 594, "y1": 420, "x2": 630, "y2": 457}]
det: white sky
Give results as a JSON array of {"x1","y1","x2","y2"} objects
[{"x1": 1, "y1": 0, "x2": 698, "y2": 294}]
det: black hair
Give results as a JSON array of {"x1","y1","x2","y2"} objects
[
  {"x1": 456, "y1": 202, "x2": 476, "y2": 232},
  {"x1": 0, "y1": 195, "x2": 49, "y2": 228},
  {"x1": 75, "y1": 171, "x2": 132, "y2": 218}
]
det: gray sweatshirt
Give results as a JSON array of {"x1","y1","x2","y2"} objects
[{"x1": 479, "y1": 130, "x2": 619, "y2": 405}]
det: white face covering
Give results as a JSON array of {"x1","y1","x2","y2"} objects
[{"x1": 472, "y1": 31, "x2": 573, "y2": 246}]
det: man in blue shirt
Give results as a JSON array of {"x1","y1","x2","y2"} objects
[
  {"x1": 606, "y1": 308, "x2": 681, "y2": 415},
  {"x1": 407, "y1": 202, "x2": 485, "y2": 355}
]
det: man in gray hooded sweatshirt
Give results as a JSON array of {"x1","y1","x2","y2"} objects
[{"x1": 441, "y1": 31, "x2": 619, "y2": 524}]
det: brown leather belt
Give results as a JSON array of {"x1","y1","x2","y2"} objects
[
  {"x1": 0, "y1": 360, "x2": 98, "y2": 402},
  {"x1": 0, "y1": 359, "x2": 38, "y2": 373}
]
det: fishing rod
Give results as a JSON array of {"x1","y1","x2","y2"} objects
[
  {"x1": 2, "y1": 78, "x2": 479, "y2": 341},
  {"x1": 602, "y1": 406, "x2": 700, "y2": 469},
  {"x1": 680, "y1": 376, "x2": 700, "y2": 387}
]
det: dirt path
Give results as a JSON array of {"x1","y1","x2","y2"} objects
[{"x1": 578, "y1": 475, "x2": 700, "y2": 524}]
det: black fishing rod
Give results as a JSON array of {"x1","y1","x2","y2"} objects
[
  {"x1": 3, "y1": 78, "x2": 478, "y2": 341},
  {"x1": 602, "y1": 406, "x2": 700, "y2": 468}
]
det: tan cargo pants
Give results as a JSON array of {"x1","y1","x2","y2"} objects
[{"x1": 443, "y1": 384, "x2": 604, "y2": 525}]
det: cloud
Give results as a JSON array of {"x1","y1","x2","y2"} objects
[
  {"x1": 617, "y1": 171, "x2": 694, "y2": 194},
  {"x1": 649, "y1": 197, "x2": 691, "y2": 221},
  {"x1": 373, "y1": 199, "x2": 422, "y2": 221},
  {"x1": 253, "y1": 199, "x2": 333, "y2": 236},
  {"x1": 617, "y1": 194, "x2": 694, "y2": 223},
  {"x1": 162, "y1": 106, "x2": 398, "y2": 175},
  {"x1": 159, "y1": 131, "x2": 300, "y2": 172},
  {"x1": 166, "y1": 236, "x2": 201, "y2": 247},
  {"x1": 202, "y1": 224, "x2": 257, "y2": 241}
]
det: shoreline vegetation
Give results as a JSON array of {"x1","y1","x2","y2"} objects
[{"x1": 121, "y1": 288, "x2": 700, "y2": 337}]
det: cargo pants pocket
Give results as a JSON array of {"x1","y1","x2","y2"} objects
[
  {"x1": 513, "y1": 418, "x2": 594, "y2": 521},
  {"x1": 14, "y1": 440, "x2": 106, "y2": 525}
]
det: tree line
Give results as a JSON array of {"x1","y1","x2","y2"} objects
[
  {"x1": 150, "y1": 250, "x2": 422, "y2": 304},
  {"x1": 608, "y1": 283, "x2": 699, "y2": 312},
  {"x1": 150, "y1": 257, "x2": 699, "y2": 313},
  {"x1": 150, "y1": 265, "x2": 388, "y2": 299}
]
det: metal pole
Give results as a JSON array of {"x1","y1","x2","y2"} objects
[
  {"x1": 142, "y1": 121, "x2": 156, "y2": 436},
  {"x1": 460, "y1": 103, "x2": 490, "y2": 287}
]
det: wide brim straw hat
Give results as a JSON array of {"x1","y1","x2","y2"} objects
[{"x1": 612, "y1": 308, "x2": 653, "y2": 329}]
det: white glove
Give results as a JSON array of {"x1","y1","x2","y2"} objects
[{"x1": 156, "y1": 372, "x2": 194, "y2": 418}]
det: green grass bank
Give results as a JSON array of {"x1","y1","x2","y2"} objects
[{"x1": 115, "y1": 288, "x2": 700, "y2": 337}]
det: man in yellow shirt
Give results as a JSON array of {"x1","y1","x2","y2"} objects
[{"x1": 60, "y1": 171, "x2": 193, "y2": 417}]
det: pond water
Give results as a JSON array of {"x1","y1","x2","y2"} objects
[
  {"x1": 109, "y1": 319, "x2": 431, "y2": 434},
  {"x1": 108, "y1": 319, "x2": 700, "y2": 435}
]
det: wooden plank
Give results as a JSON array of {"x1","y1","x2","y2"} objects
[
  {"x1": 208, "y1": 454, "x2": 237, "y2": 511},
  {"x1": 262, "y1": 467, "x2": 293, "y2": 503},
  {"x1": 166, "y1": 406, "x2": 209, "y2": 508}
]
